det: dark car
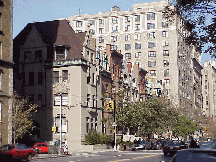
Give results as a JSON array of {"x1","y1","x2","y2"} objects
[
  {"x1": 150, "y1": 141, "x2": 162, "y2": 150},
  {"x1": 162, "y1": 140, "x2": 186, "y2": 156},
  {"x1": 0, "y1": 144, "x2": 35, "y2": 161},
  {"x1": 132, "y1": 140, "x2": 151, "y2": 150},
  {"x1": 169, "y1": 149, "x2": 216, "y2": 162},
  {"x1": 199, "y1": 141, "x2": 216, "y2": 149}
]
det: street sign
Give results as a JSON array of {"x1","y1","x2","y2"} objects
[{"x1": 112, "y1": 124, "x2": 117, "y2": 127}]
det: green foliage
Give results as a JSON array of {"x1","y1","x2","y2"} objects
[
  {"x1": 12, "y1": 92, "x2": 38, "y2": 143},
  {"x1": 85, "y1": 130, "x2": 113, "y2": 145},
  {"x1": 172, "y1": 115, "x2": 198, "y2": 139}
]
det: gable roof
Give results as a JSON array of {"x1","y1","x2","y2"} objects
[{"x1": 13, "y1": 19, "x2": 86, "y2": 62}]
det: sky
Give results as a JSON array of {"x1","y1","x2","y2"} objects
[{"x1": 13, "y1": 0, "x2": 214, "y2": 65}]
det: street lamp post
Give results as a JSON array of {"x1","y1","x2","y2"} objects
[
  {"x1": 59, "y1": 93, "x2": 62, "y2": 149},
  {"x1": 113, "y1": 94, "x2": 117, "y2": 150}
]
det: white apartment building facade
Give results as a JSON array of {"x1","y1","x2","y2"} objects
[
  {"x1": 66, "y1": 0, "x2": 202, "y2": 109},
  {"x1": 202, "y1": 60, "x2": 216, "y2": 121}
]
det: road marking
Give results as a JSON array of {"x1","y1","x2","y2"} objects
[
  {"x1": 122, "y1": 152, "x2": 163, "y2": 155},
  {"x1": 109, "y1": 154, "x2": 158, "y2": 162}
]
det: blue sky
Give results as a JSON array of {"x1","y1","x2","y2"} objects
[{"x1": 13, "y1": 0, "x2": 214, "y2": 64}]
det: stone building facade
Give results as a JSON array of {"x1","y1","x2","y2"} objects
[
  {"x1": 0, "y1": 0, "x2": 13, "y2": 146},
  {"x1": 13, "y1": 20, "x2": 103, "y2": 151},
  {"x1": 202, "y1": 60, "x2": 216, "y2": 121},
  {"x1": 66, "y1": 0, "x2": 202, "y2": 110}
]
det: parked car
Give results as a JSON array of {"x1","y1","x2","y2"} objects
[
  {"x1": 33, "y1": 143, "x2": 49, "y2": 154},
  {"x1": 157, "y1": 139, "x2": 167, "y2": 148},
  {"x1": 168, "y1": 149, "x2": 216, "y2": 162},
  {"x1": 0, "y1": 144, "x2": 35, "y2": 161},
  {"x1": 199, "y1": 141, "x2": 216, "y2": 149},
  {"x1": 184, "y1": 140, "x2": 190, "y2": 148},
  {"x1": 162, "y1": 140, "x2": 187, "y2": 156},
  {"x1": 132, "y1": 140, "x2": 151, "y2": 150}
]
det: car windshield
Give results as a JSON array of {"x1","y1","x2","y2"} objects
[
  {"x1": 166, "y1": 141, "x2": 181, "y2": 146},
  {"x1": 199, "y1": 142, "x2": 215, "y2": 148},
  {"x1": 173, "y1": 150, "x2": 216, "y2": 162},
  {"x1": 0, "y1": 145, "x2": 15, "y2": 151}
]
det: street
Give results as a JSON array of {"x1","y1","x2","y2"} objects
[{"x1": 32, "y1": 150, "x2": 173, "y2": 162}]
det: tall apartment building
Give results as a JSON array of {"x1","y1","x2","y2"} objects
[
  {"x1": 0, "y1": 0, "x2": 13, "y2": 146},
  {"x1": 202, "y1": 60, "x2": 216, "y2": 121},
  {"x1": 66, "y1": 0, "x2": 202, "y2": 110}
]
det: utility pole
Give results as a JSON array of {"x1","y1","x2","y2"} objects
[
  {"x1": 59, "y1": 93, "x2": 62, "y2": 149},
  {"x1": 113, "y1": 94, "x2": 117, "y2": 150}
]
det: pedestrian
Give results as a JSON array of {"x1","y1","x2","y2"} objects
[
  {"x1": 189, "y1": 136, "x2": 200, "y2": 148},
  {"x1": 64, "y1": 139, "x2": 68, "y2": 155}
]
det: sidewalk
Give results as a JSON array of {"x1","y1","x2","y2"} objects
[{"x1": 32, "y1": 149, "x2": 118, "y2": 160}]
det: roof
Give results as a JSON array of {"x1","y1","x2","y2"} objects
[{"x1": 13, "y1": 19, "x2": 86, "y2": 62}]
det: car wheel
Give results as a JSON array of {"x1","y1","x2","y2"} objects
[
  {"x1": 164, "y1": 152, "x2": 168, "y2": 156},
  {"x1": 27, "y1": 154, "x2": 32, "y2": 161}
]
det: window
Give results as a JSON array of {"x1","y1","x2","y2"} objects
[
  {"x1": 147, "y1": 13, "x2": 155, "y2": 20},
  {"x1": 87, "y1": 94, "x2": 90, "y2": 107},
  {"x1": 111, "y1": 36, "x2": 118, "y2": 42},
  {"x1": 163, "y1": 41, "x2": 169, "y2": 47},
  {"x1": 125, "y1": 25, "x2": 130, "y2": 31},
  {"x1": 135, "y1": 24, "x2": 140, "y2": 30},
  {"x1": 164, "y1": 69, "x2": 169, "y2": 76},
  {"x1": 0, "y1": 102, "x2": 2, "y2": 123},
  {"x1": 112, "y1": 26, "x2": 118, "y2": 32},
  {"x1": 135, "y1": 52, "x2": 141, "y2": 58},
  {"x1": 164, "y1": 79, "x2": 170, "y2": 86},
  {"x1": 0, "y1": 13, "x2": 2, "y2": 31},
  {"x1": 29, "y1": 94, "x2": 34, "y2": 104},
  {"x1": 162, "y1": 31, "x2": 168, "y2": 37},
  {"x1": 29, "y1": 72, "x2": 34, "y2": 86},
  {"x1": 125, "y1": 44, "x2": 131, "y2": 50},
  {"x1": 92, "y1": 73, "x2": 94, "y2": 84},
  {"x1": 76, "y1": 21, "x2": 82, "y2": 27},
  {"x1": 89, "y1": 29, "x2": 95, "y2": 34},
  {"x1": 99, "y1": 37, "x2": 104, "y2": 43},
  {"x1": 55, "y1": 117, "x2": 67, "y2": 133},
  {"x1": 125, "y1": 34, "x2": 130, "y2": 41},
  {"x1": 38, "y1": 94, "x2": 42, "y2": 107},
  {"x1": 163, "y1": 50, "x2": 169, "y2": 56},
  {"x1": 148, "y1": 42, "x2": 156, "y2": 48},
  {"x1": 205, "y1": 85, "x2": 207, "y2": 89},
  {"x1": 76, "y1": 30, "x2": 82, "y2": 33},
  {"x1": 135, "y1": 43, "x2": 141, "y2": 49},
  {"x1": 206, "y1": 101, "x2": 208, "y2": 105},
  {"x1": 24, "y1": 51, "x2": 31, "y2": 63},
  {"x1": 53, "y1": 71, "x2": 59, "y2": 83},
  {"x1": 35, "y1": 50, "x2": 42, "y2": 62},
  {"x1": 62, "y1": 70, "x2": 68, "y2": 82},
  {"x1": 125, "y1": 16, "x2": 130, "y2": 22},
  {"x1": 99, "y1": 19, "x2": 104, "y2": 25},
  {"x1": 0, "y1": 72, "x2": 2, "y2": 91},
  {"x1": 99, "y1": 28, "x2": 104, "y2": 34},
  {"x1": 0, "y1": 42, "x2": 2, "y2": 59},
  {"x1": 89, "y1": 20, "x2": 95, "y2": 25},
  {"x1": 38, "y1": 72, "x2": 42, "y2": 85},
  {"x1": 125, "y1": 53, "x2": 131, "y2": 59},
  {"x1": 55, "y1": 46, "x2": 68, "y2": 60},
  {"x1": 111, "y1": 45, "x2": 118, "y2": 50},
  {"x1": 54, "y1": 93, "x2": 68, "y2": 106},
  {"x1": 162, "y1": 12, "x2": 168, "y2": 19},
  {"x1": 162, "y1": 21, "x2": 168, "y2": 28},
  {"x1": 148, "y1": 32, "x2": 155, "y2": 38},
  {"x1": 148, "y1": 60, "x2": 156, "y2": 67},
  {"x1": 86, "y1": 117, "x2": 89, "y2": 133},
  {"x1": 147, "y1": 23, "x2": 155, "y2": 29},
  {"x1": 166, "y1": 89, "x2": 170, "y2": 96},
  {"x1": 163, "y1": 60, "x2": 169, "y2": 66},
  {"x1": 112, "y1": 17, "x2": 118, "y2": 24},
  {"x1": 134, "y1": 33, "x2": 140, "y2": 40},
  {"x1": 149, "y1": 70, "x2": 156, "y2": 76},
  {"x1": 135, "y1": 15, "x2": 140, "y2": 21},
  {"x1": 148, "y1": 51, "x2": 156, "y2": 57}
]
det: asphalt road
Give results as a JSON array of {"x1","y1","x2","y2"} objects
[{"x1": 32, "y1": 150, "x2": 173, "y2": 162}]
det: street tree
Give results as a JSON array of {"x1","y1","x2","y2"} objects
[
  {"x1": 12, "y1": 92, "x2": 38, "y2": 143},
  {"x1": 168, "y1": 0, "x2": 216, "y2": 58}
]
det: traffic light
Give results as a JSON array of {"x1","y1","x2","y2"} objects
[
  {"x1": 205, "y1": 127, "x2": 208, "y2": 131},
  {"x1": 111, "y1": 101, "x2": 114, "y2": 110},
  {"x1": 106, "y1": 102, "x2": 110, "y2": 110},
  {"x1": 109, "y1": 102, "x2": 112, "y2": 110}
]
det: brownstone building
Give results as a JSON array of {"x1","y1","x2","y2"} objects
[{"x1": 0, "y1": 0, "x2": 13, "y2": 146}]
